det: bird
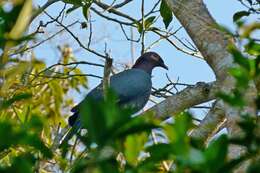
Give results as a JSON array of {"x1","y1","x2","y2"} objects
[{"x1": 60, "y1": 52, "x2": 168, "y2": 146}]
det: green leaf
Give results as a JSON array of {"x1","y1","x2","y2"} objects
[
  {"x1": 0, "y1": 154, "x2": 36, "y2": 173},
  {"x1": 135, "y1": 16, "x2": 156, "y2": 33},
  {"x1": 138, "y1": 143, "x2": 172, "y2": 172},
  {"x1": 79, "y1": 89, "x2": 124, "y2": 146},
  {"x1": 0, "y1": 93, "x2": 32, "y2": 109},
  {"x1": 0, "y1": 2, "x2": 25, "y2": 48},
  {"x1": 247, "y1": 160, "x2": 260, "y2": 173},
  {"x1": 146, "y1": 143, "x2": 172, "y2": 161},
  {"x1": 0, "y1": 117, "x2": 53, "y2": 158},
  {"x1": 217, "y1": 91, "x2": 245, "y2": 107},
  {"x1": 144, "y1": 16, "x2": 156, "y2": 30},
  {"x1": 245, "y1": 40, "x2": 260, "y2": 56},
  {"x1": 71, "y1": 158, "x2": 119, "y2": 173},
  {"x1": 9, "y1": 0, "x2": 32, "y2": 40},
  {"x1": 229, "y1": 67, "x2": 249, "y2": 88},
  {"x1": 82, "y1": 1, "x2": 93, "y2": 21},
  {"x1": 124, "y1": 133, "x2": 148, "y2": 166},
  {"x1": 135, "y1": 21, "x2": 143, "y2": 33},
  {"x1": 160, "y1": 0, "x2": 173, "y2": 29},
  {"x1": 80, "y1": 97, "x2": 107, "y2": 146},
  {"x1": 228, "y1": 46, "x2": 251, "y2": 70},
  {"x1": 112, "y1": 115, "x2": 158, "y2": 139},
  {"x1": 233, "y1": 11, "x2": 250, "y2": 22},
  {"x1": 161, "y1": 112, "x2": 194, "y2": 166},
  {"x1": 204, "y1": 135, "x2": 228, "y2": 172}
]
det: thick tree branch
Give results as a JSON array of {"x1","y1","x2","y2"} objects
[
  {"x1": 191, "y1": 100, "x2": 225, "y2": 142},
  {"x1": 165, "y1": 0, "x2": 257, "y2": 171},
  {"x1": 145, "y1": 81, "x2": 218, "y2": 119}
]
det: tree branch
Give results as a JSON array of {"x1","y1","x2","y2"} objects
[
  {"x1": 44, "y1": 11, "x2": 108, "y2": 59},
  {"x1": 191, "y1": 100, "x2": 225, "y2": 142},
  {"x1": 30, "y1": 0, "x2": 61, "y2": 24},
  {"x1": 103, "y1": 56, "x2": 113, "y2": 97},
  {"x1": 165, "y1": 1, "x2": 257, "y2": 171},
  {"x1": 145, "y1": 81, "x2": 218, "y2": 119}
]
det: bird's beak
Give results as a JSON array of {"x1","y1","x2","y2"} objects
[{"x1": 160, "y1": 62, "x2": 168, "y2": 70}]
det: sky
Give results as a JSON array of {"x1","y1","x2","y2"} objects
[{"x1": 30, "y1": 0, "x2": 248, "y2": 116}]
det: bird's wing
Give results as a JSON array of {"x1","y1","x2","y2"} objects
[
  {"x1": 71, "y1": 69, "x2": 152, "y2": 113},
  {"x1": 71, "y1": 84, "x2": 103, "y2": 112},
  {"x1": 63, "y1": 69, "x2": 152, "y2": 145},
  {"x1": 110, "y1": 69, "x2": 152, "y2": 108}
]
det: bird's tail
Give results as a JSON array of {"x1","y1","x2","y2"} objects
[
  {"x1": 59, "y1": 113, "x2": 81, "y2": 148},
  {"x1": 68, "y1": 111, "x2": 79, "y2": 126}
]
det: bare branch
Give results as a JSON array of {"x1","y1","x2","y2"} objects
[
  {"x1": 145, "y1": 81, "x2": 218, "y2": 119},
  {"x1": 44, "y1": 11, "x2": 108, "y2": 59},
  {"x1": 141, "y1": 0, "x2": 145, "y2": 54},
  {"x1": 30, "y1": 73, "x2": 102, "y2": 79},
  {"x1": 10, "y1": 21, "x2": 79, "y2": 56},
  {"x1": 103, "y1": 55, "x2": 113, "y2": 96},
  {"x1": 30, "y1": 0, "x2": 61, "y2": 24},
  {"x1": 113, "y1": 0, "x2": 134, "y2": 8},
  {"x1": 191, "y1": 100, "x2": 225, "y2": 143},
  {"x1": 91, "y1": 7, "x2": 133, "y2": 26},
  {"x1": 93, "y1": 0, "x2": 136, "y2": 22}
]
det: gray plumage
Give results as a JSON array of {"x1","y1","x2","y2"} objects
[
  {"x1": 71, "y1": 69, "x2": 152, "y2": 115},
  {"x1": 61, "y1": 52, "x2": 167, "y2": 146}
]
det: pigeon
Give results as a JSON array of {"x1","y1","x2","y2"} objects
[{"x1": 61, "y1": 52, "x2": 168, "y2": 146}]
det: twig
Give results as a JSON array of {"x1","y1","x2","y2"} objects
[
  {"x1": 39, "y1": 61, "x2": 104, "y2": 75},
  {"x1": 130, "y1": 26, "x2": 135, "y2": 64},
  {"x1": 70, "y1": 137, "x2": 79, "y2": 163},
  {"x1": 87, "y1": 14, "x2": 93, "y2": 48},
  {"x1": 120, "y1": 24, "x2": 140, "y2": 42},
  {"x1": 91, "y1": 7, "x2": 133, "y2": 26},
  {"x1": 10, "y1": 21, "x2": 79, "y2": 56},
  {"x1": 103, "y1": 54, "x2": 113, "y2": 97},
  {"x1": 153, "y1": 30, "x2": 203, "y2": 59},
  {"x1": 30, "y1": 0, "x2": 61, "y2": 24},
  {"x1": 93, "y1": 0, "x2": 136, "y2": 22},
  {"x1": 44, "y1": 11, "x2": 108, "y2": 59},
  {"x1": 52, "y1": 124, "x2": 70, "y2": 151},
  {"x1": 113, "y1": 0, "x2": 134, "y2": 8},
  {"x1": 141, "y1": 0, "x2": 145, "y2": 54}
]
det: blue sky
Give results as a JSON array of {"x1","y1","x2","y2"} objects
[{"x1": 31, "y1": 0, "x2": 246, "y2": 108}]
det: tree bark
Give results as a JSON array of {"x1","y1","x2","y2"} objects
[
  {"x1": 191, "y1": 100, "x2": 225, "y2": 143},
  {"x1": 164, "y1": 0, "x2": 257, "y2": 172},
  {"x1": 146, "y1": 81, "x2": 218, "y2": 118}
]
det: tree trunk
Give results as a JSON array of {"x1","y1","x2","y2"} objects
[{"x1": 164, "y1": 0, "x2": 257, "y2": 172}]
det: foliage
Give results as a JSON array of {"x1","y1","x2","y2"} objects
[
  {"x1": 160, "y1": 0, "x2": 173, "y2": 29},
  {"x1": 0, "y1": 0, "x2": 87, "y2": 172}
]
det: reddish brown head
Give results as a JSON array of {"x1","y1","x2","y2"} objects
[{"x1": 132, "y1": 52, "x2": 168, "y2": 74}]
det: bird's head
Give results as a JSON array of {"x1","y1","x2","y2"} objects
[{"x1": 132, "y1": 52, "x2": 168, "y2": 73}]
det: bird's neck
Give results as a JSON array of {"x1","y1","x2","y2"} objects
[{"x1": 132, "y1": 63, "x2": 154, "y2": 74}]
